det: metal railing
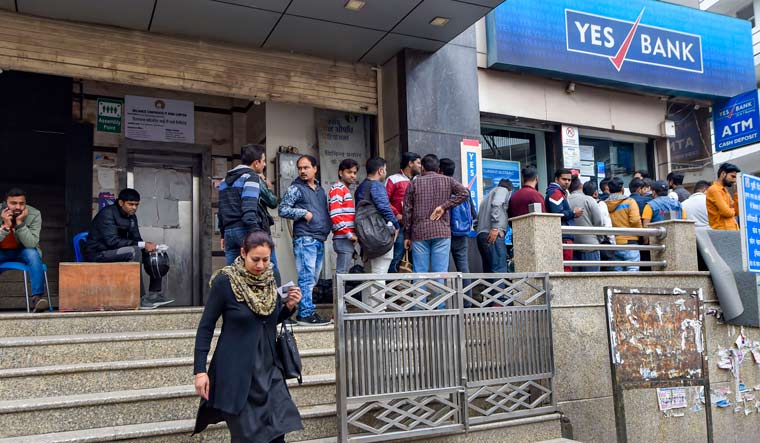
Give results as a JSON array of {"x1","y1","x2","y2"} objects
[
  {"x1": 561, "y1": 226, "x2": 667, "y2": 268},
  {"x1": 335, "y1": 272, "x2": 555, "y2": 442}
]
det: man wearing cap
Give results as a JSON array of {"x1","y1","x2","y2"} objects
[{"x1": 641, "y1": 180, "x2": 687, "y2": 227}]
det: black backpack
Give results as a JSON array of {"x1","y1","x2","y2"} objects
[{"x1": 355, "y1": 191, "x2": 395, "y2": 260}]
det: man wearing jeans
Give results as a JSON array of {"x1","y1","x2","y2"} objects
[
  {"x1": 403, "y1": 154, "x2": 468, "y2": 301},
  {"x1": 438, "y1": 158, "x2": 476, "y2": 276},
  {"x1": 0, "y1": 188, "x2": 47, "y2": 312},
  {"x1": 217, "y1": 144, "x2": 266, "y2": 266},
  {"x1": 329, "y1": 159, "x2": 359, "y2": 274},
  {"x1": 476, "y1": 179, "x2": 511, "y2": 273},
  {"x1": 605, "y1": 177, "x2": 643, "y2": 271},
  {"x1": 279, "y1": 155, "x2": 331, "y2": 325}
]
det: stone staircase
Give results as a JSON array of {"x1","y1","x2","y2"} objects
[
  {"x1": 0, "y1": 307, "x2": 338, "y2": 442},
  {"x1": 0, "y1": 306, "x2": 567, "y2": 442}
]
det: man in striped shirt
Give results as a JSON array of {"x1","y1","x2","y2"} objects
[{"x1": 329, "y1": 159, "x2": 359, "y2": 274}]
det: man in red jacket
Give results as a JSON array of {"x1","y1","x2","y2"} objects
[
  {"x1": 385, "y1": 152, "x2": 421, "y2": 272},
  {"x1": 507, "y1": 166, "x2": 546, "y2": 218}
]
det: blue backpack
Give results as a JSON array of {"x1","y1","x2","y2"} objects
[{"x1": 451, "y1": 197, "x2": 474, "y2": 237}]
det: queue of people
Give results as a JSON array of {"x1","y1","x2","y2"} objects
[{"x1": 192, "y1": 150, "x2": 743, "y2": 443}]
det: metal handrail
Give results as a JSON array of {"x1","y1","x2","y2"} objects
[
  {"x1": 567, "y1": 260, "x2": 667, "y2": 268},
  {"x1": 561, "y1": 225, "x2": 666, "y2": 238},
  {"x1": 564, "y1": 243, "x2": 666, "y2": 251}
]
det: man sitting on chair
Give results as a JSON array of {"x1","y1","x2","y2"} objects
[
  {"x1": 84, "y1": 188, "x2": 174, "y2": 310},
  {"x1": 0, "y1": 188, "x2": 47, "y2": 312}
]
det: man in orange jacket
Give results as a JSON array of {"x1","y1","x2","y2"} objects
[{"x1": 706, "y1": 163, "x2": 740, "y2": 230}]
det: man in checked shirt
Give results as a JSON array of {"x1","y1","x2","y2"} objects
[{"x1": 403, "y1": 154, "x2": 469, "y2": 279}]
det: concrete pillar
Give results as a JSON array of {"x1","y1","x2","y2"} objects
[
  {"x1": 649, "y1": 220, "x2": 698, "y2": 272},
  {"x1": 398, "y1": 27, "x2": 480, "y2": 171},
  {"x1": 511, "y1": 213, "x2": 564, "y2": 273}
]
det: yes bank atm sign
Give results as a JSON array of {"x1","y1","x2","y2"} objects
[
  {"x1": 487, "y1": 0, "x2": 754, "y2": 98},
  {"x1": 566, "y1": 9, "x2": 702, "y2": 73},
  {"x1": 714, "y1": 90, "x2": 760, "y2": 152}
]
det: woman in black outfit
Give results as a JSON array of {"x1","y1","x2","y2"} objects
[{"x1": 193, "y1": 231, "x2": 303, "y2": 442}]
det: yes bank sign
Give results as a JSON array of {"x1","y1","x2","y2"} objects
[
  {"x1": 714, "y1": 90, "x2": 760, "y2": 152},
  {"x1": 566, "y1": 9, "x2": 702, "y2": 74},
  {"x1": 487, "y1": 0, "x2": 754, "y2": 98}
]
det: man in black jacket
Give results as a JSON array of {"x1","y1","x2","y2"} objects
[{"x1": 84, "y1": 188, "x2": 173, "y2": 309}]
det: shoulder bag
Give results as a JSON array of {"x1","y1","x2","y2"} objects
[{"x1": 276, "y1": 321, "x2": 303, "y2": 385}]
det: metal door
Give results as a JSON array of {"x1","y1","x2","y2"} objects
[{"x1": 127, "y1": 153, "x2": 200, "y2": 306}]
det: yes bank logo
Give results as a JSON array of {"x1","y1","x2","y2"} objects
[{"x1": 565, "y1": 8, "x2": 703, "y2": 73}]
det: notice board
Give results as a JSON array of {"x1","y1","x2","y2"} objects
[{"x1": 605, "y1": 287, "x2": 712, "y2": 443}]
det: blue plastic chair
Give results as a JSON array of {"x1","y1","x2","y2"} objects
[
  {"x1": 0, "y1": 262, "x2": 52, "y2": 312},
  {"x1": 73, "y1": 232, "x2": 88, "y2": 263}
]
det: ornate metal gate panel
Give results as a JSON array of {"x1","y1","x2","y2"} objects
[{"x1": 335, "y1": 272, "x2": 555, "y2": 442}]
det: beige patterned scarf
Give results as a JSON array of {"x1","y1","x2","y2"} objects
[{"x1": 210, "y1": 256, "x2": 277, "y2": 316}]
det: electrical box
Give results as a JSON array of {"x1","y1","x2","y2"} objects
[{"x1": 660, "y1": 120, "x2": 676, "y2": 138}]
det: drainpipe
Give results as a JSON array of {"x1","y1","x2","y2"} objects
[{"x1": 372, "y1": 65, "x2": 385, "y2": 158}]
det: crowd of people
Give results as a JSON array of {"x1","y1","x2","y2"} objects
[
  {"x1": 0, "y1": 143, "x2": 744, "y2": 442},
  {"x1": 193, "y1": 147, "x2": 745, "y2": 442}
]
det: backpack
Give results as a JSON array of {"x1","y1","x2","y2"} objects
[
  {"x1": 354, "y1": 191, "x2": 395, "y2": 260},
  {"x1": 451, "y1": 197, "x2": 474, "y2": 237}
]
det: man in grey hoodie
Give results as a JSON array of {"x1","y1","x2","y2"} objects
[{"x1": 567, "y1": 177, "x2": 603, "y2": 272}]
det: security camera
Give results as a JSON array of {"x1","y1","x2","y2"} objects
[{"x1": 565, "y1": 82, "x2": 576, "y2": 94}]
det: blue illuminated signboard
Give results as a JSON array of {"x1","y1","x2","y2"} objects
[
  {"x1": 739, "y1": 173, "x2": 760, "y2": 273},
  {"x1": 482, "y1": 159, "x2": 521, "y2": 196},
  {"x1": 487, "y1": 0, "x2": 755, "y2": 99},
  {"x1": 714, "y1": 90, "x2": 760, "y2": 152}
]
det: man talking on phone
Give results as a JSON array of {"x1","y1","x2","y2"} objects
[{"x1": 0, "y1": 188, "x2": 47, "y2": 312}]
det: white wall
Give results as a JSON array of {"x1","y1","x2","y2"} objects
[
  {"x1": 265, "y1": 102, "x2": 318, "y2": 287},
  {"x1": 478, "y1": 69, "x2": 667, "y2": 137}
]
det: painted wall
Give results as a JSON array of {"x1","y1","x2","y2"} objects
[
  {"x1": 478, "y1": 69, "x2": 667, "y2": 137},
  {"x1": 264, "y1": 102, "x2": 318, "y2": 288}
]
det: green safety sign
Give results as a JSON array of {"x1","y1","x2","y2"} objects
[{"x1": 97, "y1": 98, "x2": 123, "y2": 133}]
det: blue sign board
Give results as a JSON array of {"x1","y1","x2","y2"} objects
[
  {"x1": 486, "y1": 0, "x2": 755, "y2": 99},
  {"x1": 465, "y1": 150, "x2": 479, "y2": 207},
  {"x1": 739, "y1": 173, "x2": 760, "y2": 273},
  {"x1": 714, "y1": 90, "x2": 760, "y2": 152},
  {"x1": 482, "y1": 159, "x2": 521, "y2": 196}
]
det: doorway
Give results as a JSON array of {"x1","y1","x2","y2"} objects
[{"x1": 121, "y1": 140, "x2": 211, "y2": 306}]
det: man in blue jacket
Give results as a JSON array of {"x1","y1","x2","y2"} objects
[
  {"x1": 545, "y1": 169, "x2": 582, "y2": 272},
  {"x1": 279, "y1": 155, "x2": 331, "y2": 325}
]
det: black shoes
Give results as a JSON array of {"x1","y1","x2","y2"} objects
[{"x1": 295, "y1": 313, "x2": 333, "y2": 326}]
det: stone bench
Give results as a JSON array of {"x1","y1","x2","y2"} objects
[{"x1": 59, "y1": 262, "x2": 140, "y2": 311}]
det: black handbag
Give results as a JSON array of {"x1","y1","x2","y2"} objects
[{"x1": 276, "y1": 322, "x2": 303, "y2": 385}]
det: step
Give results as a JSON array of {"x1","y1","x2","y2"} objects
[
  {"x1": 0, "y1": 305, "x2": 336, "y2": 337},
  {"x1": 0, "y1": 355, "x2": 337, "y2": 403},
  {"x1": 0, "y1": 308, "x2": 204, "y2": 337},
  {"x1": 0, "y1": 413, "x2": 563, "y2": 442},
  {"x1": 0, "y1": 386, "x2": 339, "y2": 440},
  {"x1": 0, "y1": 327, "x2": 335, "y2": 369}
]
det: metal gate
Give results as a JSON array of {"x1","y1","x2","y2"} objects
[{"x1": 335, "y1": 272, "x2": 556, "y2": 442}]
